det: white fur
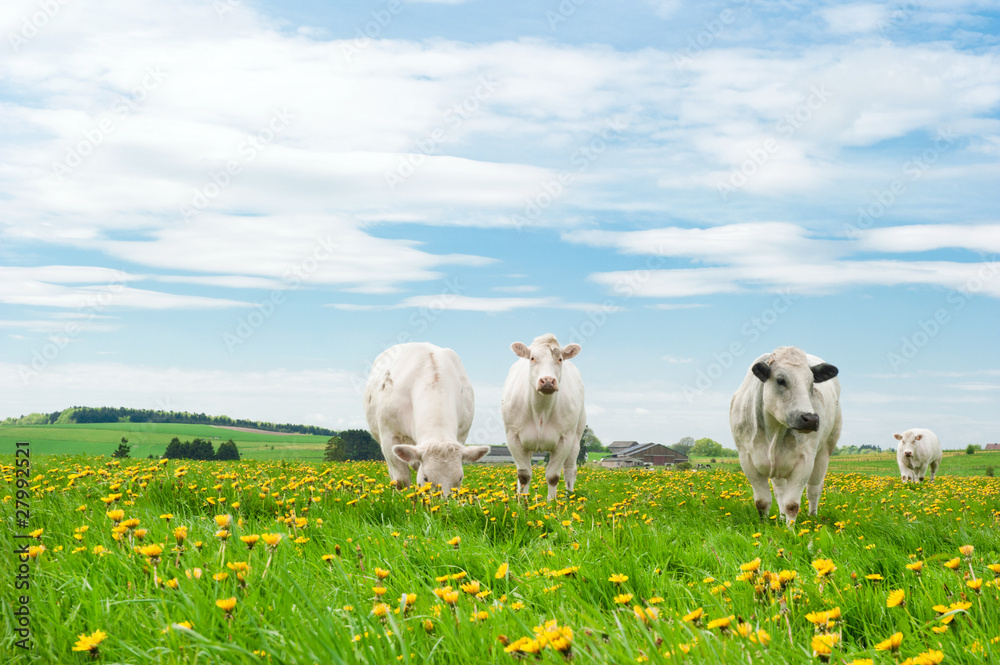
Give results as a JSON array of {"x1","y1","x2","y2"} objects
[
  {"x1": 501, "y1": 333, "x2": 586, "y2": 501},
  {"x1": 729, "y1": 346, "x2": 842, "y2": 525},
  {"x1": 894, "y1": 428, "x2": 942, "y2": 482},
  {"x1": 363, "y1": 342, "x2": 488, "y2": 495}
]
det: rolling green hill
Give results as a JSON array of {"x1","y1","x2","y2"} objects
[{"x1": 0, "y1": 423, "x2": 331, "y2": 460}]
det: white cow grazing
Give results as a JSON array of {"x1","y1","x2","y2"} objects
[
  {"x1": 894, "y1": 428, "x2": 942, "y2": 482},
  {"x1": 364, "y1": 343, "x2": 489, "y2": 496},
  {"x1": 501, "y1": 333, "x2": 586, "y2": 501},
  {"x1": 729, "y1": 346, "x2": 841, "y2": 525}
]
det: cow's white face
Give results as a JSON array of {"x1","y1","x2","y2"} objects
[
  {"x1": 893, "y1": 431, "x2": 923, "y2": 458},
  {"x1": 753, "y1": 354, "x2": 838, "y2": 433},
  {"x1": 392, "y1": 443, "x2": 489, "y2": 496},
  {"x1": 511, "y1": 339, "x2": 580, "y2": 395}
]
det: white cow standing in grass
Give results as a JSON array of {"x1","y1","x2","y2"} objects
[
  {"x1": 894, "y1": 428, "x2": 942, "y2": 482},
  {"x1": 501, "y1": 333, "x2": 586, "y2": 501},
  {"x1": 730, "y1": 346, "x2": 842, "y2": 525},
  {"x1": 364, "y1": 343, "x2": 489, "y2": 496}
]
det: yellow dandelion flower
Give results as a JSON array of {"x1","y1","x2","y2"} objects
[
  {"x1": 442, "y1": 590, "x2": 459, "y2": 605},
  {"x1": 213, "y1": 572, "x2": 229, "y2": 582},
  {"x1": 943, "y1": 557, "x2": 960, "y2": 570},
  {"x1": 886, "y1": 589, "x2": 905, "y2": 608},
  {"x1": 915, "y1": 649, "x2": 944, "y2": 665},
  {"x1": 460, "y1": 580, "x2": 481, "y2": 595},
  {"x1": 967, "y1": 578, "x2": 983, "y2": 592},
  {"x1": 261, "y1": 533, "x2": 281, "y2": 547},
  {"x1": 682, "y1": 607, "x2": 704, "y2": 623},
  {"x1": 608, "y1": 573, "x2": 629, "y2": 584},
  {"x1": 865, "y1": 573, "x2": 883, "y2": 581},
  {"x1": 812, "y1": 633, "x2": 839, "y2": 656},
  {"x1": 240, "y1": 534, "x2": 260, "y2": 549},
  {"x1": 906, "y1": 560, "x2": 924, "y2": 573},
  {"x1": 371, "y1": 602, "x2": 390, "y2": 617},
  {"x1": 139, "y1": 544, "x2": 163, "y2": 559},
  {"x1": 106, "y1": 509, "x2": 125, "y2": 523},
  {"x1": 216, "y1": 596, "x2": 237, "y2": 610},
  {"x1": 214, "y1": 515, "x2": 231, "y2": 528},
  {"x1": 373, "y1": 586, "x2": 387, "y2": 596},
  {"x1": 987, "y1": 563, "x2": 1000, "y2": 577},
  {"x1": 614, "y1": 593, "x2": 634, "y2": 605},
  {"x1": 374, "y1": 567, "x2": 390, "y2": 579},
  {"x1": 812, "y1": 559, "x2": 836, "y2": 577},
  {"x1": 959, "y1": 545, "x2": 974, "y2": 558},
  {"x1": 707, "y1": 615, "x2": 733, "y2": 630},
  {"x1": 495, "y1": 562, "x2": 509, "y2": 579},
  {"x1": 740, "y1": 558, "x2": 761, "y2": 572},
  {"x1": 447, "y1": 536, "x2": 461, "y2": 547},
  {"x1": 72, "y1": 629, "x2": 107, "y2": 654},
  {"x1": 874, "y1": 632, "x2": 903, "y2": 652}
]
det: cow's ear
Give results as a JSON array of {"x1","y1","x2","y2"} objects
[
  {"x1": 393, "y1": 445, "x2": 422, "y2": 465},
  {"x1": 561, "y1": 344, "x2": 581, "y2": 360},
  {"x1": 811, "y1": 363, "x2": 839, "y2": 383},
  {"x1": 462, "y1": 445, "x2": 490, "y2": 462},
  {"x1": 893, "y1": 433, "x2": 903, "y2": 441},
  {"x1": 914, "y1": 434, "x2": 922, "y2": 441},
  {"x1": 752, "y1": 361, "x2": 771, "y2": 382},
  {"x1": 511, "y1": 342, "x2": 530, "y2": 359}
]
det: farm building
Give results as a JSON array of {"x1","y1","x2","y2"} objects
[
  {"x1": 608, "y1": 440, "x2": 640, "y2": 453},
  {"x1": 600, "y1": 442, "x2": 689, "y2": 468},
  {"x1": 985, "y1": 443, "x2": 1000, "y2": 451},
  {"x1": 475, "y1": 445, "x2": 547, "y2": 464},
  {"x1": 598, "y1": 456, "x2": 648, "y2": 469}
]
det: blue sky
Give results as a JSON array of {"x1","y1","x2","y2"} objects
[{"x1": 1, "y1": 0, "x2": 998, "y2": 450}]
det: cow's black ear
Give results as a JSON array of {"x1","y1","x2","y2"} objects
[
  {"x1": 811, "y1": 363, "x2": 838, "y2": 383},
  {"x1": 752, "y1": 362, "x2": 771, "y2": 382}
]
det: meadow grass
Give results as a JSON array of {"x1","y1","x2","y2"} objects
[{"x1": 2, "y1": 455, "x2": 998, "y2": 664}]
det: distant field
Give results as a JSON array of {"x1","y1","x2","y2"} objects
[{"x1": 0, "y1": 423, "x2": 331, "y2": 460}]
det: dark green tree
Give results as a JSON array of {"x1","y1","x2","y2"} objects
[
  {"x1": 188, "y1": 438, "x2": 216, "y2": 461},
  {"x1": 672, "y1": 436, "x2": 695, "y2": 455},
  {"x1": 111, "y1": 437, "x2": 131, "y2": 459},
  {"x1": 324, "y1": 436, "x2": 346, "y2": 462},
  {"x1": 339, "y1": 430, "x2": 383, "y2": 461},
  {"x1": 215, "y1": 439, "x2": 241, "y2": 461},
  {"x1": 580, "y1": 425, "x2": 605, "y2": 453},
  {"x1": 163, "y1": 437, "x2": 188, "y2": 459}
]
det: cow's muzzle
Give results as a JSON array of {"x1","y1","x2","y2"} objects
[
  {"x1": 537, "y1": 377, "x2": 558, "y2": 394},
  {"x1": 904, "y1": 451, "x2": 913, "y2": 458},
  {"x1": 792, "y1": 412, "x2": 819, "y2": 432}
]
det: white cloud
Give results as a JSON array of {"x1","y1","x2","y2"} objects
[
  {"x1": 856, "y1": 224, "x2": 1000, "y2": 254},
  {"x1": 645, "y1": 0, "x2": 682, "y2": 19},
  {"x1": 819, "y1": 4, "x2": 890, "y2": 34},
  {"x1": 327, "y1": 294, "x2": 622, "y2": 313}
]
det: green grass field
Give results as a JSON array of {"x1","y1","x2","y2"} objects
[
  {"x1": 0, "y1": 424, "x2": 331, "y2": 460},
  {"x1": 2, "y1": 450, "x2": 998, "y2": 664}
]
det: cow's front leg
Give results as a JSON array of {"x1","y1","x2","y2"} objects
[
  {"x1": 544, "y1": 438, "x2": 573, "y2": 502},
  {"x1": 506, "y1": 431, "x2": 533, "y2": 495},
  {"x1": 738, "y1": 450, "x2": 772, "y2": 521},
  {"x1": 380, "y1": 431, "x2": 412, "y2": 490},
  {"x1": 562, "y1": 437, "x2": 581, "y2": 494},
  {"x1": 806, "y1": 446, "x2": 832, "y2": 516}
]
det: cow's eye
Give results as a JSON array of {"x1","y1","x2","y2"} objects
[
  {"x1": 530, "y1": 356, "x2": 536, "y2": 362},
  {"x1": 776, "y1": 378, "x2": 787, "y2": 387}
]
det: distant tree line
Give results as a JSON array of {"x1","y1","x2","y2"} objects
[
  {"x1": 2, "y1": 406, "x2": 337, "y2": 436},
  {"x1": 164, "y1": 437, "x2": 242, "y2": 461},
  {"x1": 831, "y1": 444, "x2": 884, "y2": 456},
  {"x1": 670, "y1": 437, "x2": 738, "y2": 458}
]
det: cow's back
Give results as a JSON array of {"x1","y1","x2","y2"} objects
[{"x1": 365, "y1": 343, "x2": 473, "y2": 444}]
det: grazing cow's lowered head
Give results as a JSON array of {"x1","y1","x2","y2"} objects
[
  {"x1": 392, "y1": 442, "x2": 489, "y2": 496},
  {"x1": 893, "y1": 431, "x2": 923, "y2": 458},
  {"x1": 511, "y1": 333, "x2": 580, "y2": 396},
  {"x1": 751, "y1": 346, "x2": 839, "y2": 433}
]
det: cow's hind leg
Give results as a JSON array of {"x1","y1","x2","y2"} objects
[{"x1": 926, "y1": 460, "x2": 939, "y2": 482}]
